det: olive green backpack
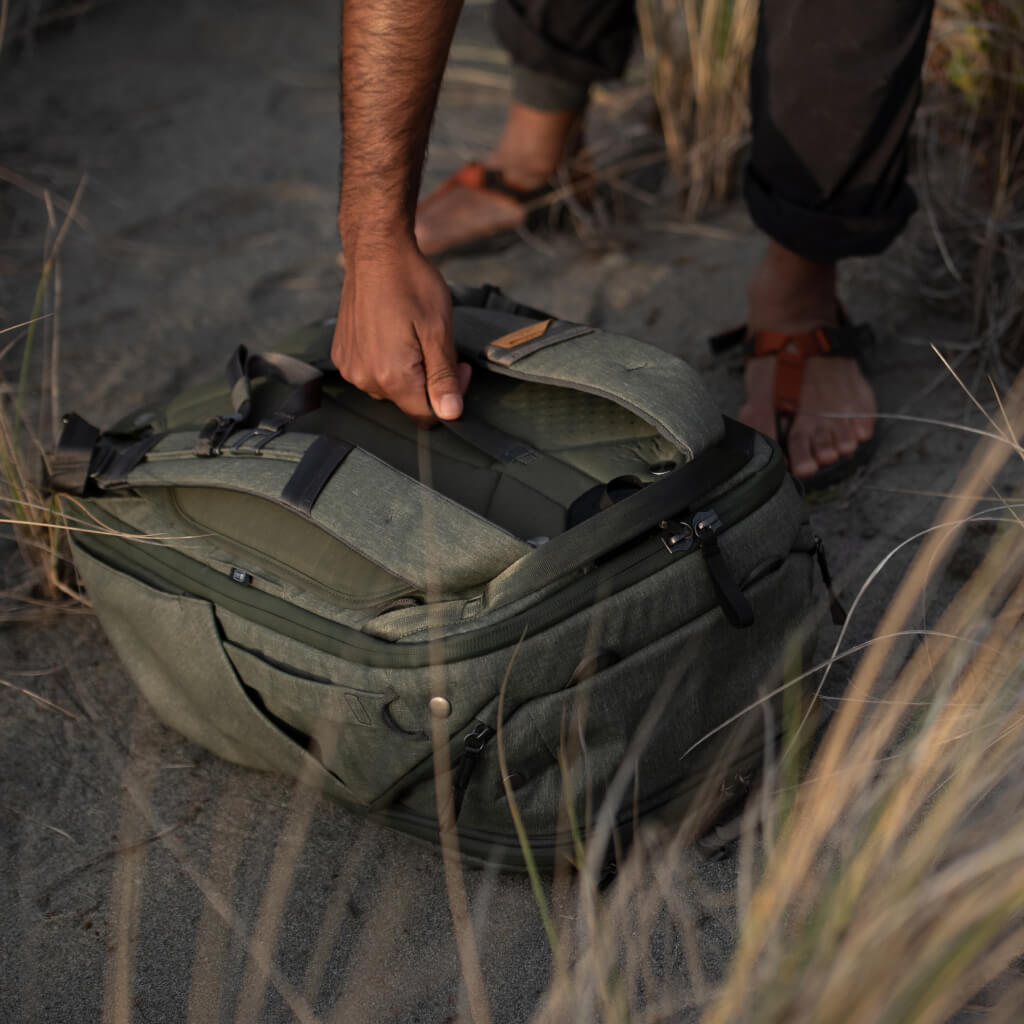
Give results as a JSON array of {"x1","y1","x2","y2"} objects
[{"x1": 52, "y1": 285, "x2": 836, "y2": 870}]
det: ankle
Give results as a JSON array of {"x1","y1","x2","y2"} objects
[
  {"x1": 487, "y1": 103, "x2": 582, "y2": 189},
  {"x1": 748, "y1": 242, "x2": 839, "y2": 335}
]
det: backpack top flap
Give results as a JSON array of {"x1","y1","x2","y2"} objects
[{"x1": 450, "y1": 306, "x2": 725, "y2": 462}]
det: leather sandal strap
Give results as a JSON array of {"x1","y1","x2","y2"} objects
[
  {"x1": 748, "y1": 321, "x2": 875, "y2": 415},
  {"x1": 752, "y1": 330, "x2": 830, "y2": 414},
  {"x1": 430, "y1": 162, "x2": 553, "y2": 206}
]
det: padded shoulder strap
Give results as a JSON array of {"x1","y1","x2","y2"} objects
[{"x1": 451, "y1": 306, "x2": 725, "y2": 462}]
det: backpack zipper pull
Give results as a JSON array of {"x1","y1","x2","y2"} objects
[
  {"x1": 659, "y1": 519, "x2": 694, "y2": 554},
  {"x1": 452, "y1": 722, "x2": 496, "y2": 821},
  {"x1": 693, "y1": 509, "x2": 754, "y2": 628},
  {"x1": 814, "y1": 535, "x2": 847, "y2": 625}
]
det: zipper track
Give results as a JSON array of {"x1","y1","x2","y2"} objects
[
  {"x1": 74, "y1": 444, "x2": 786, "y2": 670},
  {"x1": 378, "y1": 722, "x2": 774, "y2": 870}
]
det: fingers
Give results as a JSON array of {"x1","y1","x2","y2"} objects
[
  {"x1": 420, "y1": 319, "x2": 464, "y2": 422},
  {"x1": 383, "y1": 362, "x2": 437, "y2": 429}
]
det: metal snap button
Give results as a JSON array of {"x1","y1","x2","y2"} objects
[{"x1": 429, "y1": 696, "x2": 452, "y2": 719}]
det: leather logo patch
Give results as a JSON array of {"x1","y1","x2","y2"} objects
[{"x1": 488, "y1": 318, "x2": 553, "y2": 350}]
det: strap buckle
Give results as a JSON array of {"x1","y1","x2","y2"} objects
[
  {"x1": 195, "y1": 413, "x2": 243, "y2": 457},
  {"x1": 227, "y1": 412, "x2": 290, "y2": 455}
]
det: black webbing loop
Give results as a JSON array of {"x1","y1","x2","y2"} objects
[
  {"x1": 280, "y1": 436, "x2": 355, "y2": 515},
  {"x1": 49, "y1": 413, "x2": 101, "y2": 494},
  {"x1": 95, "y1": 433, "x2": 167, "y2": 488},
  {"x1": 50, "y1": 413, "x2": 166, "y2": 493},
  {"x1": 307, "y1": 355, "x2": 541, "y2": 467},
  {"x1": 195, "y1": 346, "x2": 323, "y2": 456},
  {"x1": 505, "y1": 417, "x2": 754, "y2": 600},
  {"x1": 449, "y1": 283, "x2": 552, "y2": 321},
  {"x1": 440, "y1": 418, "x2": 539, "y2": 466}
]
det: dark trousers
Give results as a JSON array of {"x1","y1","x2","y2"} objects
[{"x1": 494, "y1": 0, "x2": 935, "y2": 262}]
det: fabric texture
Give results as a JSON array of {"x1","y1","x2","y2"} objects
[
  {"x1": 494, "y1": 0, "x2": 934, "y2": 261},
  {"x1": 744, "y1": 0, "x2": 936, "y2": 261},
  {"x1": 63, "y1": 304, "x2": 822, "y2": 870},
  {"x1": 512, "y1": 65, "x2": 591, "y2": 111},
  {"x1": 494, "y1": 0, "x2": 636, "y2": 87}
]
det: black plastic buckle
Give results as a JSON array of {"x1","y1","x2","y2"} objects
[
  {"x1": 195, "y1": 413, "x2": 243, "y2": 457},
  {"x1": 228, "y1": 413, "x2": 289, "y2": 455},
  {"x1": 228, "y1": 426, "x2": 281, "y2": 454}
]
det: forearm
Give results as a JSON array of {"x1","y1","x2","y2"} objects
[{"x1": 339, "y1": 0, "x2": 464, "y2": 254}]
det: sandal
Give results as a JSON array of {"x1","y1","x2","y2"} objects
[
  {"x1": 709, "y1": 312, "x2": 878, "y2": 491},
  {"x1": 415, "y1": 162, "x2": 567, "y2": 259}
]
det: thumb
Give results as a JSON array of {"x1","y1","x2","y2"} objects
[{"x1": 423, "y1": 334, "x2": 463, "y2": 422}]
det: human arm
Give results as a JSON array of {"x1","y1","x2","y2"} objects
[{"x1": 332, "y1": 0, "x2": 469, "y2": 427}]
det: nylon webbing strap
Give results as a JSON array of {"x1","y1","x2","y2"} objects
[
  {"x1": 440, "y1": 418, "x2": 539, "y2": 465},
  {"x1": 449, "y1": 283, "x2": 552, "y2": 321},
  {"x1": 50, "y1": 413, "x2": 101, "y2": 494},
  {"x1": 308, "y1": 355, "x2": 541, "y2": 467},
  {"x1": 196, "y1": 346, "x2": 323, "y2": 456},
  {"x1": 237, "y1": 350, "x2": 323, "y2": 420},
  {"x1": 494, "y1": 418, "x2": 753, "y2": 600},
  {"x1": 280, "y1": 435, "x2": 354, "y2": 515},
  {"x1": 96, "y1": 432, "x2": 167, "y2": 487}
]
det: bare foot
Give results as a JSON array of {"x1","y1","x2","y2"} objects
[
  {"x1": 415, "y1": 104, "x2": 579, "y2": 257},
  {"x1": 738, "y1": 243, "x2": 877, "y2": 480}
]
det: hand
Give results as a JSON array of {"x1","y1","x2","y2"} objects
[{"x1": 331, "y1": 240, "x2": 471, "y2": 428}]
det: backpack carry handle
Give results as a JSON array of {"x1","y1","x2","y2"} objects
[{"x1": 198, "y1": 341, "x2": 546, "y2": 473}]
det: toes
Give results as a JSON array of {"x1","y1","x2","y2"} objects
[
  {"x1": 810, "y1": 426, "x2": 839, "y2": 467},
  {"x1": 853, "y1": 414, "x2": 876, "y2": 442},
  {"x1": 832, "y1": 416, "x2": 859, "y2": 457},
  {"x1": 787, "y1": 423, "x2": 819, "y2": 479}
]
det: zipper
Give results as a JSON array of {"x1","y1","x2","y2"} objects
[
  {"x1": 74, "y1": 440, "x2": 786, "y2": 669},
  {"x1": 452, "y1": 723, "x2": 496, "y2": 820},
  {"x1": 659, "y1": 519, "x2": 694, "y2": 555},
  {"x1": 659, "y1": 506, "x2": 755, "y2": 628},
  {"x1": 691, "y1": 508, "x2": 754, "y2": 628}
]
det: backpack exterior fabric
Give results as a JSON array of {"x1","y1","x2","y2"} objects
[{"x1": 53, "y1": 286, "x2": 821, "y2": 870}]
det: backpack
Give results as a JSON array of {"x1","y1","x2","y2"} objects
[{"x1": 51, "y1": 284, "x2": 833, "y2": 870}]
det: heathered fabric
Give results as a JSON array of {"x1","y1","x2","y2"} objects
[{"x1": 67, "y1": 304, "x2": 820, "y2": 867}]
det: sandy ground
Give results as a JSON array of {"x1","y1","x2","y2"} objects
[{"x1": 1, "y1": 1, "x2": 1016, "y2": 1021}]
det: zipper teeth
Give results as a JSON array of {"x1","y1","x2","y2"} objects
[{"x1": 77, "y1": 447, "x2": 784, "y2": 669}]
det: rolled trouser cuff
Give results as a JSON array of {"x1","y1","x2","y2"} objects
[
  {"x1": 743, "y1": 165, "x2": 919, "y2": 264},
  {"x1": 494, "y1": 0, "x2": 636, "y2": 89},
  {"x1": 511, "y1": 65, "x2": 591, "y2": 112}
]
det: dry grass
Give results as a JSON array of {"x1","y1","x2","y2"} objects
[
  {"x1": 636, "y1": 0, "x2": 757, "y2": 217},
  {"x1": 636, "y1": 1, "x2": 1023, "y2": 376},
  {"x1": 530, "y1": 369, "x2": 1024, "y2": 1023},
  {"x1": 0, "y1": 176, "x2": 88, "y2": 618},
  {"x1": 913, "y1": 1, "x2": 1024, "y2": 378}
]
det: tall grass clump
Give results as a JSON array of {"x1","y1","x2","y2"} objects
[
  {"x1": 532, "y1": 369, "x2": 1024, "y2": 1023},
  {"x1": 910, "y1": 1, "x2": 1024, "y2": 377},
  {"x1": 0, "y1": 178, "x2": 88, "y2": 618},
  {"x1": 636, "y1": 0, "x2": 757, "y2": 217}
]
